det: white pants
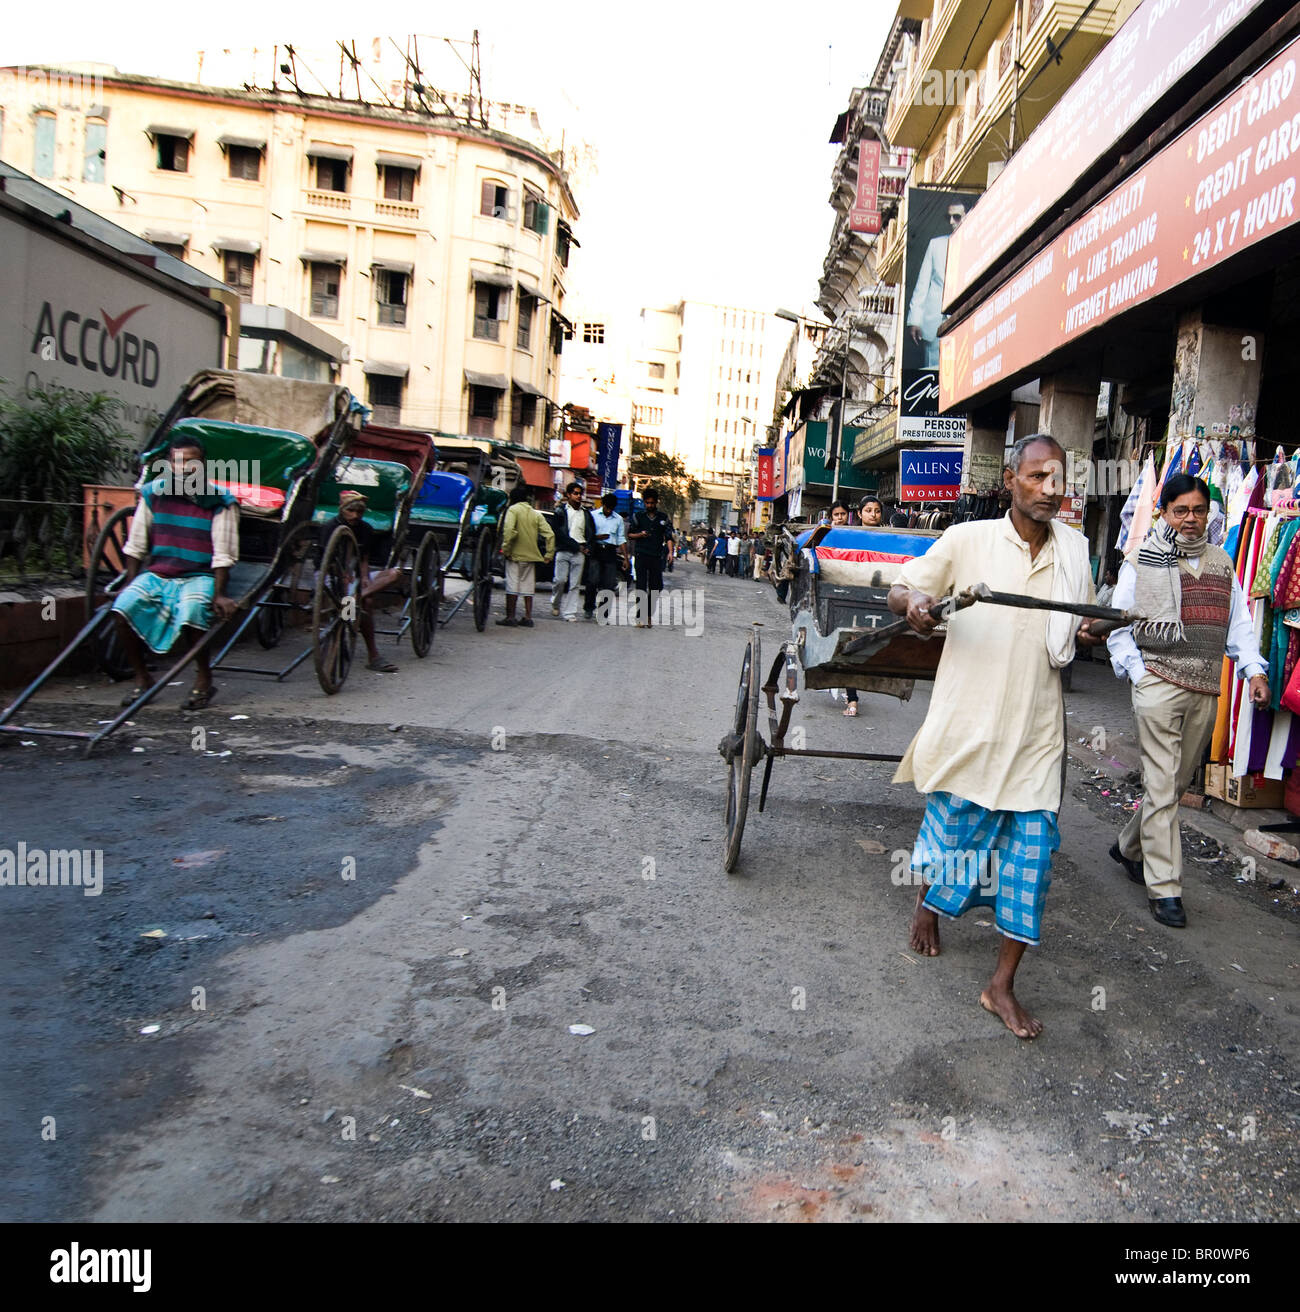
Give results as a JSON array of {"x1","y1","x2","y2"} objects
[
  {"x1": 551, "y1": 551, "x2": 585, "y2": 617},
  {"x1": 505, "y1": 560, "x2": 536, "y2": 597}
]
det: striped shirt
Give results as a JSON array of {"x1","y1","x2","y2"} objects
[{"x1": 125, "y1": 498, "x2": 239, "y2": 570}]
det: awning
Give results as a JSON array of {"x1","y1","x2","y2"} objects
[
  {"x1": 375, "y1": 150, "x2": 421, "y2": 171},
  {"x1": 516, "y1": 277, "x2": 552, "y2": 306},
  {"x1": 557, "y1": 219, "x2": 580, "y2": 248},
  {"x1": 513, "y1": 378, "x2": 547, "y2": 399},
  {"x1": 211, "y1": 236, "x2": 261, "y2": 255},
  {"x1": 299, "y1": 250, "x2": 347, "y2": 266},
  {"x1": 470, "y1": 267, "x2": 514, "y2": 290},
  {"x1": 464, "y1": 370, "x2": 507, "y2": 391},
  {"x1": 551, "y1": 308, "x2": 575, "y2": 333},
  {"x1": 516, "y1": 456, "x2": 554, "y2": 491},
  {"x1": 142, "y1": 228, "x2": 189, "y2": 246},
  {"x1": 306, "y1": 143, "x2": 354, "y2": 163},
  {"x1": 145, "y1": 124, "x2": 195, "y2": 141},
  {"x1": 371, "y1": 258, "x2": 414, "y2": 275},
  {"x1": 217, "y1": 134, "x2": 266, "y2": 152},
  {"x1": 363, "y1": 360, "x2": 409, "y2": 378}
]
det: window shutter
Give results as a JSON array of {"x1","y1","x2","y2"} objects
[
  {"x1": 538, "y1": 202, "x2": 551, "y2": 236},
  {"x1": 481, "y1": 178, "x2": 495, "y2": 215}
]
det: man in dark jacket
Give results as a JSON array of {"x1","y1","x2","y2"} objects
[
  {"x1": 548, "y1": 481, "x2": 596, "y2": 621},
  {"x1": 628, "y1": 487, "x2": 673, "y2": 627}
]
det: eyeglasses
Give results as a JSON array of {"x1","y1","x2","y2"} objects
[{"x1": 1165, "y1": 505, "x2": 1208, "y2": 520}]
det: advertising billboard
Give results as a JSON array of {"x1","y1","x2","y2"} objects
[
  {"x1": 942, "y1": 0, "x2": 1270, "y2": 311},
  {"x1": 940, "y1": 33, "x2": 1300, "y2": 411},
  {"x1": 900, "y1": 448, "x2": 963, "y2": 502},
  {"x1": 902, "y1": 187, "x2": 979, "y2": 443}
]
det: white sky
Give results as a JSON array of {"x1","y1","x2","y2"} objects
[{"x1": 5, "y1": 0, "x2": 896, "y2": 320}]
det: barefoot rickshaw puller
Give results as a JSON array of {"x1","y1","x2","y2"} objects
[
  {"x1": 887, "y1": 434, "x2": 1104, "y2": 1040},
  {"x1": 112, "y1": 433, "x2": 239, "y2": 711}
]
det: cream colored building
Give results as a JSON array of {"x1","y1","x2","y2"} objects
[{"x1": 0, "y1": 65, "x2": 579, "y2": 447}]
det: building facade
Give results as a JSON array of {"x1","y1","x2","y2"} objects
[{"x1": 0, "y1": 65, "x2": 579, "y2": 446}]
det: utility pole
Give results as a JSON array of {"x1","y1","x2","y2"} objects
[{"x1": 832, "y1": 319, "x2": 851, "y2": 502}]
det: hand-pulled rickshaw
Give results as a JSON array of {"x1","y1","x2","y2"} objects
[
  {"x1": 0, "y1": 370, "x2": 362, "y2": 751},
  {"x1": 410, "y1": 436, "x2": 518, "y2": 632},
  {"x1": 718, "y1": 522, "x2": 1132, "y2": 871}
]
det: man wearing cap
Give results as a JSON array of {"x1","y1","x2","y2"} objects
[
  {"x1": 323, "y1": 490, "x2": 402, "y2": 672},
  {"x1": 583, "y1": 492, "x2": 628, "y2": 620}
]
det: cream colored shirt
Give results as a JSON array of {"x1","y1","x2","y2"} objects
[{"x1": 893, "y1": 514, "x2": 1095, "y2": 814}]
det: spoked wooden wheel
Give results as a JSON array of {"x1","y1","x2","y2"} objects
[
  {"x1": 256, "y1": 523, "x2": 313, "y2": 648},
  {"x1": 410, "y1": 533, "x2": 441, "y2": 658},
  {"x1": 86, "y1": 504, "x2": 135, "y2": 679},
  {"x1": 312, "y1": 525, "x2": 359, "y2": 694},
  {"x1": 471, "y1": 527, "x2": 494, "y2": 632},
  {"x1": 720, "y1": 626, "x2": 762, "y2": 873}
]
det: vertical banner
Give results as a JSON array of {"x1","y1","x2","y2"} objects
[
  {"x1": 902, "y1": 186, "x2": 979, "y2": 441},
  {"x1": 772, "y1": 431, "x2": 788, "y2": 499},
  {"x1": 849, "y1": 139, "x2": 882, "y2": 234},
  {"x1": 755, "y1": 448, "x2": 775, "y2": 499},
  {"x1": 596, "y1": 422, "x2": 622, "y2": 491}
]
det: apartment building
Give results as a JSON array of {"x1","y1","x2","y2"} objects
[{"x1": 0, "y1": 64, "x2": 579, "y2": 446}]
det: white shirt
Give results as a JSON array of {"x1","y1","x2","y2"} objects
[
  {"x1": 564, "y1": 503, "x2": 587, "y2": 546},
  {"x1": 1106, "y1": 559, "x2": 1266, "y2": 683},
  {"x1": 727, "y1": 536, "x2": 740, "y2": 555}
]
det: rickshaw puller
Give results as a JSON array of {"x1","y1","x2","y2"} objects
[{"x1": 112, "y1": 434, "x2": 239, "y2": 711}]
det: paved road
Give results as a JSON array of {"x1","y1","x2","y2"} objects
[{"x1": 2, "y1": 559, "x2": 1297, "y2": 1222}]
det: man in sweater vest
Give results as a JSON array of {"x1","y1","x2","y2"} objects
[
  {"x1": 1107, "y1": 473, "x2": 1269, "y2": 927},
  {"x1": 112, "y1": 434, "x2": 239, "y2": 710}
]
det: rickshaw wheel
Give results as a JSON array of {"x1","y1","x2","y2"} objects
[
  {"x1": 471, "y1": 528, "x2": 494, "y2": 632},
  {"x1": 722, "y1": 627, "x2": 761, "y2": 873},
  {"x1": 86, "y1": 504, "x2": 135, "y2": 679},
  {"x1": 410, "y1": 533, "x2": 441, "y2": 658},
  {"x1": 255, "y1": 522, "x2": 313, "y2": 648},
  {"x1": 313, "y1": 525, "x2": 359, "y2": 695}
]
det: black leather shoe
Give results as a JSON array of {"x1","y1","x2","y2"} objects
[
  {"x1": 1109, "y1": 842, "x2": 1144, "y2": 885},
  {"x1": 1149, "y1": 897, "x2": 1187, "y2": 928}
]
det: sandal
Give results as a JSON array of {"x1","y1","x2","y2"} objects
[
  {"x1": 120, "y1": 686, "x2": 147, "y2": 708},
  {"x1": 843, "y1": 702, "x2": 858, "y2": 717},
  {"x1": 181, "y1": 684, "x2": 218, "y2": 711},
  {"x1": 366, "y1": 657, "x2": 399, "y2": 673}
]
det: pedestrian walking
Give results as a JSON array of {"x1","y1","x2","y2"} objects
[
  {"x1": 628, "y1": 488, "x2": 673, "y2": 627},
  {"x1": 497, "y1": 485, "x2": 555, "y2": 628},
  {"x1": 1106, "y1": 474, "x2": 1269, "y2": 927},
  {"x1": 710, "y1": 531, "x2": 728, "y2": 575},
  {"x1": 888, "y1": 434, "x2": 1102, "y2": 1039},
  {"x1": 726, "y1": 529, "x2": 741, "y2": 576},
  {"x1": 584, "y1": 491, "x2": 628, "y2": 619},
  {"x1": 548, "y1": 481, "x2": 595, "y2": 622}
]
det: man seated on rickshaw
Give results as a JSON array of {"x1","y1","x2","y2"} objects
[
  {"x1": 321, "y1": 490, "x2": 400, "y2": 673},
  {"x1": 112, "y1": 432, "x2": 239, "y2": 710}
]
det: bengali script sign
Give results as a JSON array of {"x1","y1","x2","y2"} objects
[
  {"x1": 940, "y1": 35, "x2": 1300, "y2": 411},
  {"x1": 943, "y1": 0, "x2": 1268, "y2": 311}
]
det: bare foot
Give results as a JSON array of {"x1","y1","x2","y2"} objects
[
  {"x1": 909, "y1": 886, "x2": 940, "y2": 956},
  {"x1": 979, "y1": 984, "x2": 1043, "y2": 1040}
]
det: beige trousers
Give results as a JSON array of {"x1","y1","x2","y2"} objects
[{"x1": 1118, "y1": 673, "x2": 1218, "y2": 899}]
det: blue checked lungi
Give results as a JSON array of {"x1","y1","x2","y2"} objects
[
  {"x1": 911, "y1": 791, "x2": 1060, "y2": 946},
  {"x1": 112, "y1": 571, "x2": 215, "y2": 654}
]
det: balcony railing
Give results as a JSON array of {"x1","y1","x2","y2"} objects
[{"x1": 306, "y1": 190, "x2": 350, "y2": 211}]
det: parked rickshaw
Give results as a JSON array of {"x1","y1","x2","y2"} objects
[
  {"x1": 0, "y1": 370, "x2": 360, "y2": 751},
  {"x1": 717, "y1": 521, "x2": 1130, "y2": 870},
  {"x1": 410, "y1": 436, "x2": 518, "y2": 632}
]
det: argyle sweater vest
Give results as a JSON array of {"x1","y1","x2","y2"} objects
[
  {"x1": 1135, "y1": 552, "x2": 1234, "y2": 695},
  {"x1": 142, "y1": 490, "x2": 220, "y2": 578}
]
